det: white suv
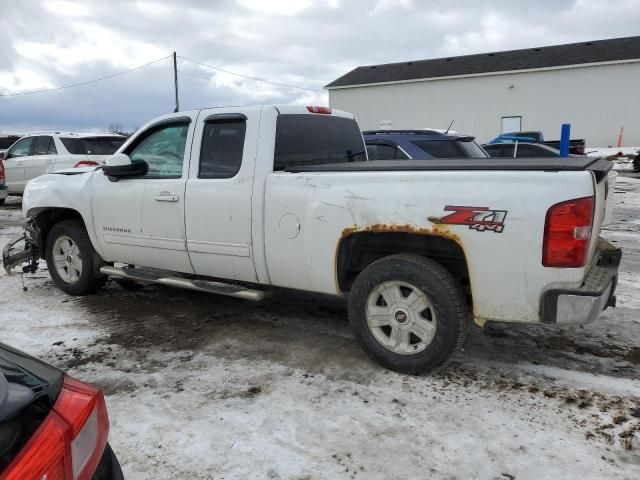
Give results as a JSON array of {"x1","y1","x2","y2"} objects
[{"x1": 2, "y1": 132, "x2": 126, "y2": 195}]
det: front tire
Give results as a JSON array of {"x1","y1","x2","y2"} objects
[
  {"x1": 348, "y1": 254, "x2": 467, "y2": 375},
  {"x1": 46, "y1": 220, "x2": 107, "y2": 295}
]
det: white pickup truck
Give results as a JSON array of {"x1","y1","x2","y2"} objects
[{"x1": 3, "y1": 105, "x2": 621, "y2": 374}]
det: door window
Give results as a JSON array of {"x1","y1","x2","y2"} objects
[
  {"x1": 516, "y1": 145, "x2": 541, "y2": 157},
  {"x1": 500, "y1": 144, "x2": 515, "y2": 157},
  {"x1": 48, "y1": 138, "x2": 58, "y2": 155},
  {"x1": 7, "y1": 137, "x2": 34, "y2": 158},
  {"x1": 32, "y1": 136, "x2": 54, "y2": 155},
  {"x1": 199, "y1": 120, "x2": 246, "y2": 178},
  {"x1": 367, "y1": 143, "x2": 394, "y2": 160},
  {"x1": 366, "y1": 143, "x2": 409, "y2": 160},
  {"x1": 127, "y1": 123, "x2": 189, "y2": 178}
]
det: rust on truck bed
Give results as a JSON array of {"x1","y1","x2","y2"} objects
[{"x1": 339, "y1": 223, "x2": 464, "y2": 246}]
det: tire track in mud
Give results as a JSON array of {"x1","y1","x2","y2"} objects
[{"x1": 432, "y1": 362, "x2": 640, "y2": 456}]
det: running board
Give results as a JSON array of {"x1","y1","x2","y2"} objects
[{"x1": 99, "y1": 266, "x2": 266, "y2": 301}]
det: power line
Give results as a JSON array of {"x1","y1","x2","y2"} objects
[
  {"x1": 178, "y1": 55, "x2": 324, "y2": 92},
  {"x1": 0, "y1": 55, "x2": 172, "y2": 97}
]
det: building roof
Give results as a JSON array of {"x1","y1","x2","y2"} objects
[{"x1": 325, "y1": 36, "x2": 640, "y2": 89}]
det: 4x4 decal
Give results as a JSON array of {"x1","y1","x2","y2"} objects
[{"x1": 435, "y1": 206, "x2": 507, "y2": 233}]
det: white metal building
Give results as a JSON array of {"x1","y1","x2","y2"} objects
[{"x1": 326, "y1": 36, "x2": 640, "y2": 147}]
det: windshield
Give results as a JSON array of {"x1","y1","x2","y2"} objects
[
  {"x1": 274, "y1": 114, "x2": 366, "y2": 170},
  {"x1": 60, "y1": 136, "x2": 126, "y2": 155},
  {"x1": 412, "y1": 139, "x2": 488, "y2": 158}
]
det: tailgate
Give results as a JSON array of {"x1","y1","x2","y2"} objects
[{"x1": 588, "y1": 160, "x2": 615, "y2": 261}]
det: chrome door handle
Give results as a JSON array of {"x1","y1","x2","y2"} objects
[
  {"x1": 15, "y1": 161, "x2": 23, "y2": 166},
  {"x1": 154, "y1": 194, "x2": 179, "y2": 202}
]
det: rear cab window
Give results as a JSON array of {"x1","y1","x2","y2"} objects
[{"x1": 274, "y1": 114, "x2": 366, "y2": 170}]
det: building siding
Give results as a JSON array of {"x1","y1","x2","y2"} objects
[{"x1": 328, "y1": 62, "x2": 640, "y2": 147}]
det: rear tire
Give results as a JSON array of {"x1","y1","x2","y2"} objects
[
  {"x1": 46, "y1": 220, "x2": 107, "y2": 295},
  {"x1": 348, "y1": 254, "x2": 467, "y2": 375}
]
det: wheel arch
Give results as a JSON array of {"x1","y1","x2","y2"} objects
[
  {"x1": 336, "y1": 227, "x2": 472, "y2": 307},
  {"x1": 29, "y1": 207, "x2": 89, "y2": 260}
]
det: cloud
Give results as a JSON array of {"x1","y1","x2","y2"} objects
[{"x1": 0, "y1": 0, "x2": 638, "y2": 132}]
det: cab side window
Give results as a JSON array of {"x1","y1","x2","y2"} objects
[
  {"x1": 7, "y1": 137, "x2": 34, "y2": 158},
  {"x1": 126, "y1": 123, "x2": 189, "y2": 178},
  {"x1": 199, "y1": 119, "x2": 246, "y2": 179}
]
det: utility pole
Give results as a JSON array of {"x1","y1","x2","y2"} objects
[{"x1": 173, "y1": 51, "x2": 179, "y2": 112}]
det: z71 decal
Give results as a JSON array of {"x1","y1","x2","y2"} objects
[{"x1": 436, "y1": 206, "x2": 507, "y2": 233}]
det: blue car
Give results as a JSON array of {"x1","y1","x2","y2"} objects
[{"x1": 363, "y1": 129, "x2": 489, "y2": 160}]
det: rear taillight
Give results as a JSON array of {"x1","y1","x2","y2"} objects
[
  {"x1": 0, "y1": 159, "x2": 5, "y2": 181},
  {"x1": 73, "y1": 161, "x2": 99, "y2": 168},
  {"x1": 542, "y1": 196, "x2": 594, "y2": 268},
  {"x1": 0, "y1": 377, "x2": 109, "y2": 480},
  {"x1": 306, "y1": 106, "x2": 331, "y2": 114}
]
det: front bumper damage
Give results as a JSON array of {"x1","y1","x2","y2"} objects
[
  {"x1": 2, "y1": 219, "x2": 40, "y2": 274},
  {"x1": 541, "y1": 238, "x2": 621, "y2": 325}
]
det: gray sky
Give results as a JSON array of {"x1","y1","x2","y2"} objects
[{"x1": 1, "y1": 0, "x2": 639, "y2": 132}]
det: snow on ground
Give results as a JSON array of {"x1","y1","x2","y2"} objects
[
  {"x1": 586, "y1": 147, "x2": 639, "y2": 158},
  {"x1": 1, "y1": 172, "x2": 639, "y2": 479}
]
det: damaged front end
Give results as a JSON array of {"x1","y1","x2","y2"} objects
[{"x1": 2, "y1": 219, "x2": 40, "y2": 274}]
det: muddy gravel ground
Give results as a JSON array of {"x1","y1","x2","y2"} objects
[{"x1": 1, "y1": 169, "x2": 639, "y2": 479}]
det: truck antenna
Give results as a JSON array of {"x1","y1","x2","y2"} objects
[{"x1": 445, "y1": 119, "x2": 455, "y2": 135}]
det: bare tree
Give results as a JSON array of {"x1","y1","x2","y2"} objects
[{"x1": 107, "y1": 122, "x2": 124, "y2": 134}]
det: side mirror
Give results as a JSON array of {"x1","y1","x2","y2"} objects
[
  {"x1": 0, "y1": 152, "x2": 4, "y2": 160},
  {"x1": 102, "y1": 153, "x2": 148, "y2": 180}
]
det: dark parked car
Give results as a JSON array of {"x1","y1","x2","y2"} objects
[
  {"x1": 0, "y1": 136, "x2": 21, "y2": 158},
  {"x1": 363, "y1": 130, "x2": 488, "y2": 160},
  {"x1": 0, "y1": 343, "x2": 123, "y2": 480},
  {"x1": 488, "y1": 131, "x2": 586, "y2": 155},
  {"x1": 483, "y1": 142, "x2": 566, "y2": 158}
]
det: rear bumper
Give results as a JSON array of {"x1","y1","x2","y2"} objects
[{"x1": 541, "y1": 238, "x2": 621, "y2": 325}]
